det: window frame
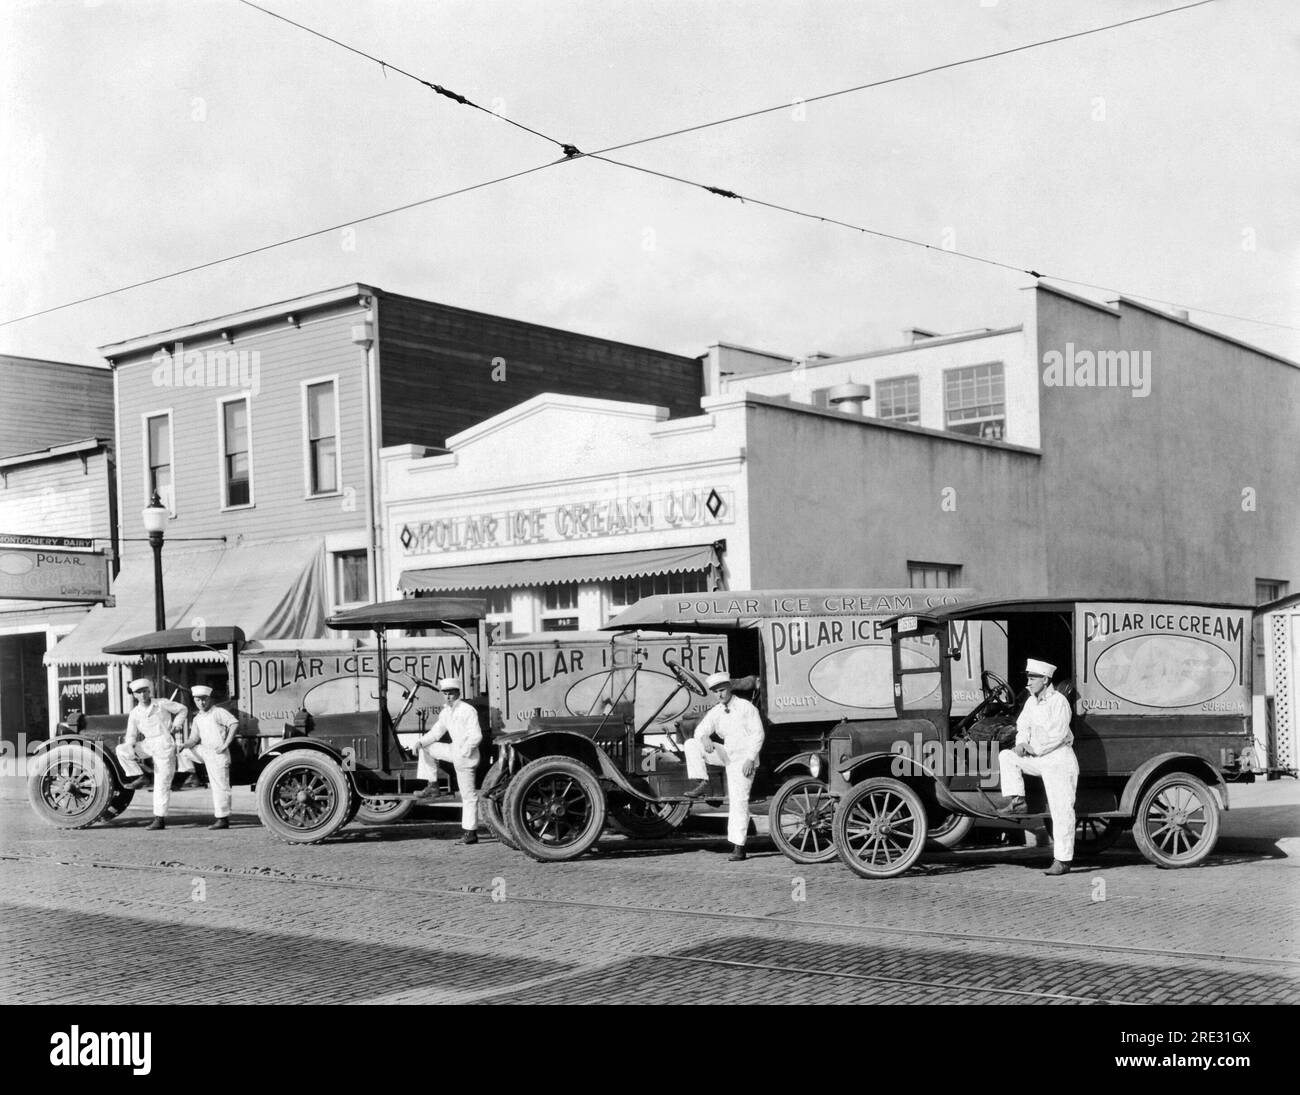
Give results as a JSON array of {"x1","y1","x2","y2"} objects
[
  {"x1": 141, "y1": 409, "x2": 176, "y2": 514},
  {"x1": 876, "y1": 374, "x2": 921, "y2": 424},
  {"x1": 331, "y1": 548, "x2": 370, "y2": 609},
  {"x1": 217, "y1": 393, "x2": 255, "y2": 511},
  {"x1": 907, "y1": 561, "x2": 962, "y2": 590},
  {"x1": 942, "y1": 361, "x2": 1006, "y2": 440},
  {"x1": 301, "y1": 375, "x2": 343, "y2": 499}
]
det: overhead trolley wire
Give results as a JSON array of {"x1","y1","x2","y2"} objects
[{"x1": 6, "y1": 0, "x2": 1289, "y2": 336}]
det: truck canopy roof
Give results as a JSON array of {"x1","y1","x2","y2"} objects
[
  {"x1": 920, "y1": 596, "x2": 1257, "y2": 621},
  {"x1": 602, "y1": 588, "x2": 979, "y2": 633},
  {"x1": 102, "y1": 627, "x2": 246, "y2": 656},
  {"x1": 327, "y1": 597, "x2": 487, "y2": 631}
]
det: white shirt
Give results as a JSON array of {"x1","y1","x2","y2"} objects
[
  {"x1": 420, "y1": 698, "x2": 482, "y2": 762},
  {"x1": 125, "y1": 698, "x2": 187, "y2": 747},
  {"x1": 191, "y1": 706, "x2": 239, "y2": 752},
  {"x1": 1014, "y1": 684, "x2": 1073, "y2": 756},
  {"x1": 694, "y1": 694, "x2": 765, "y2": 766}
]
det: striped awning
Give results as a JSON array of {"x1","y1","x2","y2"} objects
[{"x1": 399, "y1": 543, "x2": 721, "y2": 594}]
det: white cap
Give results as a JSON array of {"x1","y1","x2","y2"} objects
[
  {"x1": 437, "y1": 677, "x2": 461, "y2": 692},
  {"x1": 192, "y1": 685, "x2": 213, "y2": 698},
  {"x1": 705, "y1": 672, "x2": 731, "y2": 691},
  {"x1": 128, "y1": 678, "x2": 153, "y2": 693},
  {"x1": 1024, "y1": 659, "x2": 1056, "y2": 678}
]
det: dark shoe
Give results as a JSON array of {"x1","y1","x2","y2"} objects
[
  {"x1": 122, "y1": 776, "x2": 147, "y2": 790},
  {"x1": 410, "y1": 784, "x2": 438, "y2": 801},
  {"x1": 728, "y1": 844, "x2": 747, "y2": 862},
  {"x1": 209, "y1": 818, "x2": 229, "y2": 830},
  {"x1": 683, "y1": 779, "x2": 711, "y2": 799},
  {"x1": 998, "y1": 796, "x2": 1028, "y2": 816},
  {"x1": 461, "y1": 830, "x2": 478, "y2": 845},
  {"x1": 1044, "y1": 860, "x2": 1070, "y2": 876},
  {"x1": 147, "y1": 818, "x2": 166, "y2": 831}
]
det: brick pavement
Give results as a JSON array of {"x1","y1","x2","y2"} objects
[{"x1": 2, "y1": 777, "x2": 1298, "y2": 1004}]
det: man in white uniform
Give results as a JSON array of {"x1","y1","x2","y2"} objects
[
  {"x1": 998, "y1": 658, "x2": 1079, "y2": 876},
  {"x1": 178, "y1": 685, "x2": 239, "y2": 830},
  {"x1": 683, "y1": 672, "x2": 765, "y2": 861},
  {"x1": 115, "y1": 678, "x2": 188, "y2": 831},
  {"x1": 412, "y1": 678, "x2": 482, "y2": 844}
]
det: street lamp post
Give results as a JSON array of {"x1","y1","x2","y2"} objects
[{"x1": 141, "y1": 491, "x2": 169, "y2": 688}]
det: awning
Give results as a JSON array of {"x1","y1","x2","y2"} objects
[
  {"x1": 45, "y1": 538, "x2": 329, "y2": 666},
  {"x1": 399, "y1": 543, "x2": 721, "y2": 594}
]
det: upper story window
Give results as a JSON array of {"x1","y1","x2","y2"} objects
[
  {"x1": 304, "y1": 379, "x2": 340, "y2": 496},
  {"x1": 877, "y1": 375, "x2": 920, "y2": 424},
  {"x1": 485, "y1": 589, "x2": 514, "y2": 639},
  {"x1": 908, "y1": 561, "x2": 962, "y2": 589},
  {"x1": 220, "y1": 396, "x2": 252, "y2": 508},
  {"x1": 144, "y1": 412, "x2": 174, "y2": 510},
  {"x1": 944, "y1": 363, "x2": 1005, "y2": 440},
  {"x1": 332, "y1": 549, "x2": 369, "y2": 607}
]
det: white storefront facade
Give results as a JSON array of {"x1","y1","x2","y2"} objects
[{"x1": 381, "y1": 394, "x2": 751, "y2": 634}]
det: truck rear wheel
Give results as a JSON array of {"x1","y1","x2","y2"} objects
[
  {"x1": 355, "y1": 797, "x2": 417, "y2": 824},
  {"x1": 833, "y1": 777, "x2": 928, "y2": 879},
  {"x1": 606, "y1": 794, "x2": 690, "y2": 839},
  {"x1": 256, "y1": 751, "x2": 353, "y2": 844},
  {"x1": 1132, "y1": 772, "x2": 1220, "y2": 868},
  {"x1": 27, "y1": 744, "x2": 114, "y2": 829},
  {"x1": 504, "y1": 757, "x2": 606, "y2": 862}
]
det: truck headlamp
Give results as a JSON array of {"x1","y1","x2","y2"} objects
[{"x1": 809, "y1": 755, "x2": 822, "y2": 780}]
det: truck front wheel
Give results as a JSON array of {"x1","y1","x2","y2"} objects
[
  {"x1": 256, "y1": 751, "x2": 353, "y2": 844},
  {"x1": 504, "y1": 756, "x2": 606, "y2": 862}
]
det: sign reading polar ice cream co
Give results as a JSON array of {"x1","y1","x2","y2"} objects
[
  {"x1": 1075, "y1": 602, "x2": 1250, "y2": 715},
  {"x1": 0, "y1": 546, "x2": 110, "y2": 602}
]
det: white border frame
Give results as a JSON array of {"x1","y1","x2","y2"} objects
[
  {"x1": 300, "y1": 374, "x2": 343, "y2": 499},
  {"x1": 217, "y1": 392, "x2": 256, "y2": 511},
  {"x1": 140, "y1": 408, "x2": 176, "y2": 515}
]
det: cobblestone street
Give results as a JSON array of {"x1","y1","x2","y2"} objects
[{"x1": 3, "y1": 777, "x2": 1297, "y2": 1006}]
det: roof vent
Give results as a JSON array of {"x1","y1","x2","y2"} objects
[{"x1": 826, "y1": 382, "x2": 871, "y2": 416}]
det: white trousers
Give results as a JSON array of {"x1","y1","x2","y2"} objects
[
  {"x1": 684, "y1": 738, "x2": 754, "y2": 846},
  {"x1": 999, "y1": 747, "x2": 1080, "y2": 862},
  {"x1": 115, "y1": 738, "x2": 176, "y2": 817},
  {"x1": 189, "y1": 747, "x2": 232, "y2": 818},
  {"x1": 417, "y1": 741, "x2": 479, "y2": 830}
]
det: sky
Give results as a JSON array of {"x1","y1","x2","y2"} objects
[{"x1": 3, "y1": 0, "x2": 1298, "y2": 368}]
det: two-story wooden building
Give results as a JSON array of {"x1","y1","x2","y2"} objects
[
  {"x1": 0, "y1": 355, "x2": 117, "y2": 747},
  {"x1": 45, "y1": 284, "x2": 704, "y2": 715}
]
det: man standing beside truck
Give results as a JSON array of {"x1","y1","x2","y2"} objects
[
  {"x1": 998, "y1": 658, "x2": 1078, "y2": 876},
  {"x1": 178, "y1": 685, "x2": 239, "y2": 830},
  {"x1": 115, "y1": 678, "x2": 188, "y2": 831},
  {"x1": 683, "y1": 672, "x2": 765, "y2": 861},
  {"x1": 412, "y1": 678, "x2": 482, "y2": 845}
]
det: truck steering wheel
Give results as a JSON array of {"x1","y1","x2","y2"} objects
[
  {"x1": 665, "y1": 657, "x2": 708, "y2": 696},
  {"x1": 981, "y1": 670, "x2": 1015, "y2": 709}
]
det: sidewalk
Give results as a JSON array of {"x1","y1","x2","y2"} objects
[{"x1": 1216, "y1": 776, "x2": 1300, "y2": 857}]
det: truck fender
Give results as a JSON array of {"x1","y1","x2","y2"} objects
[
  {"x1": 255, "y1": 739, "x2": 349, "y2": 775},
  {"x1": 31, "y1": 735, "x2": 130, "y2": 785},
  {"x1": 503, "y1": 729, "x2": 645, "y2": 797},
  {"x1": 838, "y1": 749, "x2": 932, "y2": 782},
  {"x1": 1119, "y1": 752, "x2": 1229, "y2": 816},
  {"x1": 775, "y1": 751, "x2": 829, "y2": 780}
]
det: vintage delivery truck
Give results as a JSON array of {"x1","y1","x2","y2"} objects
[{"x1": 825, "y1": 598, "x2": 1257, "y2": 878}]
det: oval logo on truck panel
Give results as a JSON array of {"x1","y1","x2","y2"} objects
[
  {"x1": 808, "y1": 645, "x2": 937, "y2": 709},
  {"x1": 565, "y1": 669, "x2": 692, "y2": 724},
  {"x1": 0, "y1": 552, "x2": 35, "y2": 576},
  {"x1": 1094, "y1": 634, "x2": 1236, "y2": 709}
]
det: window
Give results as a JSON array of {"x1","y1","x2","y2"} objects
[
  {"x1": 607, "y1": 571, "x2": 709, "y2": 620},
  {"x1": 220, "y1": 397, "x2": 252, "y2": 507},
  {"x1": 145, "y1": 412, "x2": 173, "y2": 508},
  {"x1": 944, "y1": 363, "x2": 1005, "y2": 439},
  {"x1": 56, "y1": 664, "x2": 110, "y2": 718},
  {"x1": 333, "y1": 550, "x2": 369, "y2": 606},
  {"x1": 908, "y1": 561, "x2": 961, "y2": 589},
  {"x1": 485, "y1": 589, "x2": 513, "y2": 639},
  {"x1": 541, "y1": 583, "x2": 580, "y2": 632},
  {"x1": 1256, "y1": 579, "x2": 1288, "y2": 605},
  {"x1": 305, "y1": 380, "x2": 339, "y2": 495},
  {"x1": 877, "y1": 375, "x2": 920, "y2": 424}
]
